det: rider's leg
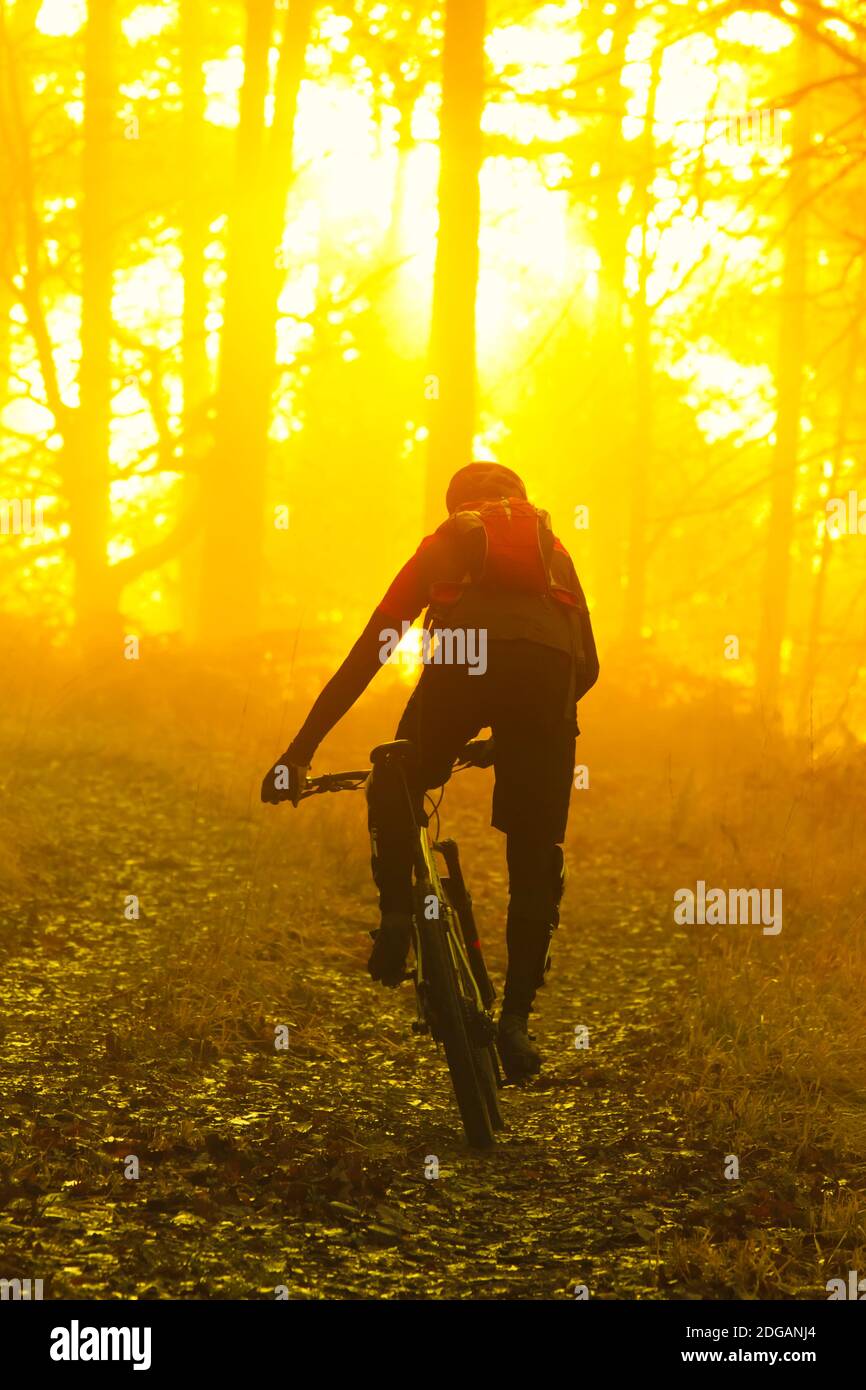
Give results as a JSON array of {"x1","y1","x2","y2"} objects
[
  {"x1": 487, "y1": 640, "x2": 576, "y2": 1076},
  {"x1": 502, "y1": 835, "x2": 565, "y2": 1013},
  {"x1": 366, "y1": 750, "x2": 418, "y2": 916},
  {"x1": 365, "y1": 746, "x2": 421, "y2": 984},
  {"x1": 365, "y1": 665, "x2": 483, "y2": 985},
  {"x1": 496, "y1": 836, "x2": 566, "y2": 1078}
]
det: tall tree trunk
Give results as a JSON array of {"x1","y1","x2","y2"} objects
[
  {"x1": 798, "y1": 259, "x2": 865, "y2": 723},
  {"x1": 0, "y1": 7, "x2": 17, "y2": 414},
  {"x1": 622, "y1": 45, "x2": 660, "y2": 646},
  {"x1": 0, "y1": 229, "x2": 10, "y2": 420},
  {"x1": 386, "y1": 108, "x2": 414, "y2": 276},
  {"x1": 424, "y1": 0, "x2": 486, "y2": 527},
  {"x1": 180, "y1": 0, "x2": 209, "y2": 637},
  {"x1": 199, "y1": 0, "x2": 314, "y2": 641},
  {"x1": 585, "y1": 0, "x2": 634, "y2": 635},
  {"x1": 381, "y1": 105, "x2": 413, "y2": 306},
  {"x1": 756, "y1": 33, "x2": 812, "y2": 711},
  {"x1": 68, "y1": 0, "x2": 116, "y2": 644}
]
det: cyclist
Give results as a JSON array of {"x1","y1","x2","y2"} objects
[{"x1": 262, "y1": 462, "x2": 599, "y2": 1079}]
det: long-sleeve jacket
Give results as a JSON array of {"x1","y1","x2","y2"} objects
[{"x1": 286, "y1": 514, "x2": 599, "y2": 765}]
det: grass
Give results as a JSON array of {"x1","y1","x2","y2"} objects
[{"x1": 0, "y1": 635, "x2": 864, "y2": 1297}]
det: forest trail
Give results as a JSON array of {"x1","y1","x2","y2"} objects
[{"x1": 0, "y1": 712, "x2": 858, "y2": 1300}]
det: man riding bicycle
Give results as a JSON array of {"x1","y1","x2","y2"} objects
[{"x1": 261, "y1": 462, "x2": 599, "y2": 1080}]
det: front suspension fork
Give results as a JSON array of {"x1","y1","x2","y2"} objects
[{"x1": 434, "y1": 838, "x2": 497, "y2": 1011}]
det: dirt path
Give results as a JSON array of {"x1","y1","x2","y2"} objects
[
  {"x1": 285, "y1": 870, "x2": 691, "y2": 1299},
  {"x1": 1, "y1": 736, "x2": 720, "y2": 1301}
]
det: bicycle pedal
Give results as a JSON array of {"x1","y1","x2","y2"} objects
[{"x1": 468, "y1": 1012, "x2": 498, "y2": 1046}]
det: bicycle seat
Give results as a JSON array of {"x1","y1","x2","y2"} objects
[{"x1": 370, "y1": 739, "x2": 417, "y2": 766}]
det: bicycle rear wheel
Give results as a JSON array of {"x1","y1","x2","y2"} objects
[{"x1": 418, "y1": 919, "x2": 495, "y2": 1149}]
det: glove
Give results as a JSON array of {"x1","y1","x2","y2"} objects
[{"x1": 261, "y1": 751, "x2": 310, "y2": 807}]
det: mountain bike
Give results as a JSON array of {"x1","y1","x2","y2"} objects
[{"x1": 299, "y1": 738, "x2": 504, "y2": 1149}]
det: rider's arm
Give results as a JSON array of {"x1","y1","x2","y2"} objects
[
  {"x1": 282, "y1": 537, "x2": 438, "y2": 766},
  {"x1": 284, "y1": 609, "x2": 396, "y2": 766}
]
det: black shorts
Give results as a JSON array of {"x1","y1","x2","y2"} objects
[{"x1": 394, "y1": 639, "x2": 577, "y2": 843}]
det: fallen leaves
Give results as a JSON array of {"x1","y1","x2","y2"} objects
[{"x1": 0, "y1": 732, "x2": 863, "y2": 1301}]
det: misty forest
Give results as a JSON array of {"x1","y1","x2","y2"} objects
[{"x1": 1, "y1": 0, "x2": 865, "y2": 1300}]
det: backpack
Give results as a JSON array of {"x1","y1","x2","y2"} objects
[{"x1": 429, "y1": 497, "x2": 584, "y2": 611}]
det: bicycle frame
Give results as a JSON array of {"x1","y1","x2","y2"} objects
[
  {"x1": 299, "y1": 741, "x2": 493, "y2": 1020},
  {"x1": 299, "y1": 736, "x2": 503, "y2": 1144}
]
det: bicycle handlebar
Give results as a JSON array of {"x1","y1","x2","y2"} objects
[
  {"x1": 299, "y1": 737, "x2": 494, "y2": 800},
  {"x1": 299, "y1": 770, "x2": 369, "y2": 798}
]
